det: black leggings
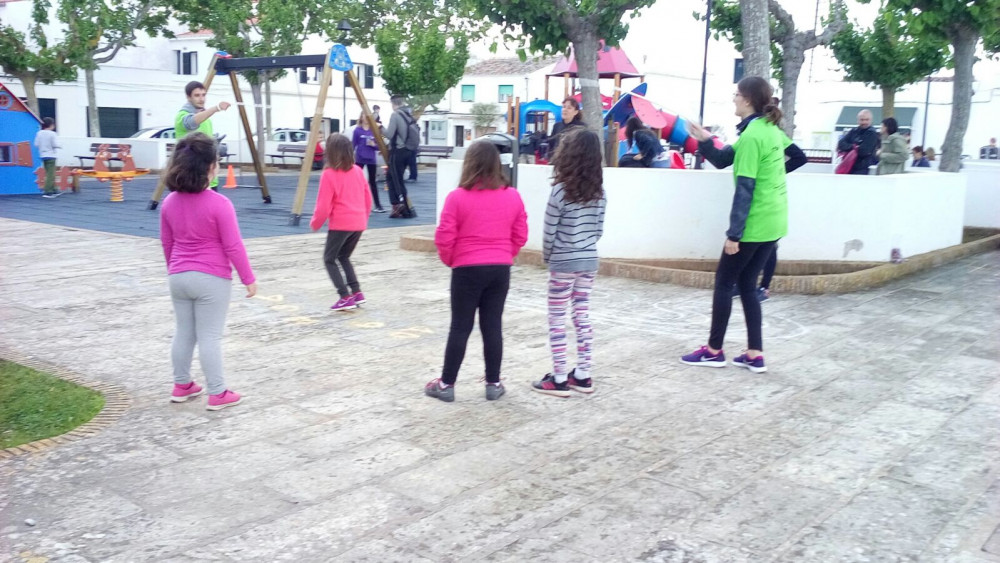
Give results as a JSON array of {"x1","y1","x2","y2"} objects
[
  {"x1": 323, "y1": 230, "x2": 362, "y2": 298},
  {"x1": 709, "y1": 240, "x2": 778, "y2": 351},
  {"x1": 760, "y1": 244, "x2": 778, "y2": 289},
  {"x1": 442, "y1": 265, "x2": 510, "y2": 385},
  {"x1": 358, "y1": 162, "x2": 381, "y2": 209}
]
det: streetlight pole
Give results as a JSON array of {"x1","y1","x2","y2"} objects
[
  {"x1": 696, "y1": 0, "x2": 712, "y2": 169},
  {"x1": 337, "y1": 19, "x2": 352, "y2": 133}
]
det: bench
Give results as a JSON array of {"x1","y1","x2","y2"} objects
[
  {"x1": 267, "y1": 144, "x2": 307, "y2": 167},
  {"x1": 804, "y1": 148, "x2": 833, "y2": 164},
  {"x1": 76, "y1": 143, "x2": 123, "y2": 169},
  {"x1": 417, "y1": 145, "x2": 454, "y2": 160}
]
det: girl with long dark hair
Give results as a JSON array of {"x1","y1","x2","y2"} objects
[{"x1": 533, "y1": 128, "x2": 606, "y2": 397}]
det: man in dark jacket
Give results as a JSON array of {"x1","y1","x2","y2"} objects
[
  {"x1": 383, "y1": 96, "x2": 416, "y2": 218},
  {"x1": 837, "y1": 109, "x2": 879, "y2": 175}
]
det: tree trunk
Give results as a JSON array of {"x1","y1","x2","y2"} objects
[
  {"x1": 19, "y1": 74, "x2": 40, "y2": 115},
  {"x1": 940, "y1": 25, "x2": 977, "y2": 173},
  {"x1": 881, "y1": 88, "x2": 895, "y2": 119},
  {"x1": 740, "y1": 0, "x2": 771, "y2": 78},
  {"x1": 570, "y1": 32, "x2": 603, "y2": 155},
  {"x1": 779, "y1": 40, "x2": 805, "y2": 139},
  {"x1": 86, "y1": 67, "x2": 101, "y2": 137},
  {"x1": 251, "y1": 80, "x2": 266, "y2": 165},
  {"x1": 264, "y1": 78, "x2": 272, "y2": 138}
]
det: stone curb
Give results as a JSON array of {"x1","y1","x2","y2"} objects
[
  {"x1": 400, "y1": 233, "x2": 1000, "y2": 294},
  {"x1": 0, "y1": 347, "x2": 131, "y2": 460}
]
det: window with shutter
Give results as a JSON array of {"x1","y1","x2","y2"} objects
[{"x1": 16, "y1": 142, "x2": 33, "y2": 167}]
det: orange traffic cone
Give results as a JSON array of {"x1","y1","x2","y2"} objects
[{"x1": 223, "y1": 165, "x2": 237, "y2": 189}]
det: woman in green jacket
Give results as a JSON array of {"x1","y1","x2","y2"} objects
[
  {"x1": 680, "y1": 76, "x2": 805, "y2": 374},
  {"x1": 876, "y1": 117, "x2": 909, "y2": 175}
]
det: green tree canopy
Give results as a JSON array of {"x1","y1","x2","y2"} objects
[
  {"x1": 830, "y1": 8, "x2": 947, "y2": 119},
  {"x1": 465, "y1": 0, "x2": 656, "y2": 148},
  {"x1": 887, "y1": 0, "x2": 1000, "y2": 171},
  {"x1": 374, "y1": 24, "x2": 470, "y2": 118},
  {"x1": 0, "y1": 0, "x2": 79, "y2": 114},
  {"x1": 58, "y1": 0, "x2": 173, "y2": 136}
]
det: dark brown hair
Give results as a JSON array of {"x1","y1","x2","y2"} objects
[
  {"x1": 42, "y1": 117, "x2": 55, "y2": 129},
  {"x1": 324, "y1": 133, "x2": 355, "y2": 171},
  {"x1": 458, "y1": 140, "x2": 508, "y2": 190},
  {"x1": 737, "y1": 76, "x2": 782, "y2": 126},
  {"x1": 562, "y1": 97, "x2": 582, "y2": 123},
  {"x1": 624, "y1": 115, "x2": 647, "y2": 145},
  {"x1": 165, "y1": 132, "x2": 217, "y2": 193},
  {"x1": 185, "y1": 81, "x2": 205, "y2": 97},
  {"x1": 552, "y1": 128, "x2": 603, "y2": 204}
]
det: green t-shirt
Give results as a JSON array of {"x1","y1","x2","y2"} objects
[
  {"x1": 174, "y1": 108, "x2": 217, "y2": 187},
  {"x1": 731, "y1": 118, "x2": 791, "y2": 242}
]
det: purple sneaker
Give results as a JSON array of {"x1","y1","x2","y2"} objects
[
  {"x1": 330, "y1": 296, "x2": 357, "y2": 311},
  {"x1": 732, "y1": 353, "x2": 767, "y2": 373},
  {"x1": 680, "y1": 346, "x2": 727, "y2": 367},
  {"x1": 350, "y1": 291, "x2": 366, "y2": 305}
]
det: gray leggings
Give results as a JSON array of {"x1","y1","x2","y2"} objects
[{"x1": 169, "y1": 271, "x2": 232, "y2": 395}]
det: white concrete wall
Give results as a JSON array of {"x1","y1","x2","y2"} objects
[
  {"x1": 961, "y1": 161, "x2": 1000, "y2": 228},
  {"x1": 436, "y1": 159, "x2": 966, "y2": 262}
]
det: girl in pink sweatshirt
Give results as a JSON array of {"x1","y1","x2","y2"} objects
[
  {"x1": 159, "y1": 133, "x2": 256, "y2": 411},
  {"x1": 310, "y1": 133, "x2": 373, "y2": 311},
  {"x1": 425, "y1": 141, "x2": 528, "y2": 402}
]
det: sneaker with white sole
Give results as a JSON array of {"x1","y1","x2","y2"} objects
[
  {"x1": 424, "y1": 378, "x2": 455, "y2": 402},
  {"x1": 567, "y1": 369, "x2": 594, "y2": 394},
  {"x1": 330, "y1": 296, "x2": 357, "y2": 311},
  {"x1": 531, "y1": 374, "x2": 571, "y2": 398},
  {"x1": 680, "y1": 346, "x2": 727, "y2": 367},
  {"x1": 485, "y1": 381, "x2": 506, "y2": 401},
  {"x1": 732, "y1": 353, "x2": 767, "y2": 373},
  {"x1": 207, "y1": 389, "x2": 242, "y2": 410},
  {"x1": 171, "y1": 381, "x2": 204, "y2": 403},
  {"x1": 350, "y1": 291, "x2": 366, "y2": 305}
]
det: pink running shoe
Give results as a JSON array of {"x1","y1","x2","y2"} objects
[
  {"x1": 330, "y1": 296, "x2": 357, "y2": 311},
  {"x1": 350, "y1": 291, "x2": 366, "y2": 305},
  {"x1": 207, "y1": 390, "x2": 242, "y2": 411},
  {"x1": 171, "y1": 381, "x2": 204, "y2": 403}
]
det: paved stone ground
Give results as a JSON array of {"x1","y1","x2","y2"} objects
[
  {"x1": 1, "y1": 217, "x2": 999, "y2": 562},
  {"x1": 0, "y1": 170, "x2": 437, "y2": 239}
]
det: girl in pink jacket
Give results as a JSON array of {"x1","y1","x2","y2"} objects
[
  {"x1": 425, "y1": 141, "x2": 528, "y2": 402},
  {"x1": 310, "y1": 134, "x2": 373, "y2": 311}
]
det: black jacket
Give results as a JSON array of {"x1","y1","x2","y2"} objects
[
  {"x1": 547, "y1": 120, "x2": 585, "y2": 159},
  {"x1": 837, "y1": 126, "x2": 879, "y2": 174}
]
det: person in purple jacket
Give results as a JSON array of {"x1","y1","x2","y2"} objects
[
  {"x1": 159, "y1": 133, "x2": 257, "y2": 411},
  {"x1": 352, "y1": 113, "x2": 385, "y2": 212}
]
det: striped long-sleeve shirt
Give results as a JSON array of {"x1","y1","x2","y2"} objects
[{"x1": 543, "y1": 183, "x2": 606, "y2": 273}]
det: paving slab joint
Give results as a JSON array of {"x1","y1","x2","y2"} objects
[
  {"x1": 400, "y1": 232, "x2": 1000, "y2": 294},
  {"x1": 0, "y1": 346, "x2": 132, "y2": 459}
]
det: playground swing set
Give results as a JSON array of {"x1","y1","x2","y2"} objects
[{"x1": 147, "y1": 44, "x2": 389, "y2": 226}]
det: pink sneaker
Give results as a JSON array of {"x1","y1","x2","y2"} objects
[
  {"x1": 330, "y1": 296, "x2": 357, "y2": 311},
  {"x1": 207, "y1": 390, "x2": 242, "y2": 411},
  {"x1": 350, "y1": 291, "x2": 366, "y2": 305},
  {"x1": 171, "y1": 381, "x2": 204, "y2": 403}
]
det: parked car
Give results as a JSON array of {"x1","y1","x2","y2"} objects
[
  {"x1": 270, "y1": 129, "x2": 311, "y2": 143},
  {"x1": 130, "y1": 126, "x2": 229, "y2": 158}
]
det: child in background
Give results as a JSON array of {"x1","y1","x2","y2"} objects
[
  {"x1": 533, "y1": 128, "x2": 606, "y2": 397},
  {"x1": 159, "y1": 133, "x2": 256, "y2": 411},
  {"x1": 427, "y1": 141, "x2": 528, "y2": 402},
  {"x1": 310, "y1": 133, "x2": 373, "y2": 311},
  {"x1": 35, "y1": 118, "x2": 62, "y2": 198}
]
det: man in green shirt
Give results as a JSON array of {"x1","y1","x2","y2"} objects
[{"x1": 175, "y1": 81, "x2": 230, "y2": 189}]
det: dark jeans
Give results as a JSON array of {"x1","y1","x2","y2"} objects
[
  {"x1": 709, "y1": 240, "x2": 778, "y2": 351},
  {"x1": 760, "y1": 244, "x2": 778, "y2": 289},
  {"x1": 407, "y1": 150, "x2": 418, "y2": 180},
  {"x1": 358, "y1": 161, "x2": 381, "y2": 209},
  {"x1": 323, "y1": 230, "x2": 362, "y2": 297},
  {"x1": 388, "y1": 148, "x2": 412, "y2": 206},
  {"x1": 442, "y1": 265, "x2": 510, "y2": 385}
]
